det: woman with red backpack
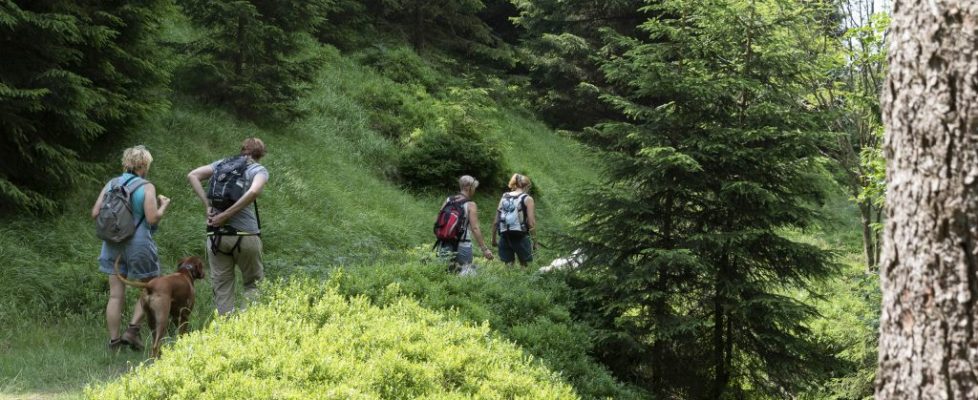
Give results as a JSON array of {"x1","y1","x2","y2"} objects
[{"x1": 434, "y1": 175, "x2": 494, "y2": 272}]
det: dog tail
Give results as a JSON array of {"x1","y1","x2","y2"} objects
[{"x1": 113, "y1": 254, "x2": 149, "y2": 289}]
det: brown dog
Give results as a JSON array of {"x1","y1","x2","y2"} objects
[{"x1": 114, "y1": 255, "x2": 205, "y2": 358}]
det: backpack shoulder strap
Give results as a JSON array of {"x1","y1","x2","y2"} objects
[
  {"x1": 518, "y1": 194, "x2": 530, "y2": 231},
  {"x1": 123, "y1": 176, "x2": 150, "y2": 228}
]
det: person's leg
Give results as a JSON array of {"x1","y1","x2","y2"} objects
[
  {"x1": 125, "y1": 242, "x2": 160, "y2": 327},
  {"x1": 106, "y1": 274, "x2": 125, "y2": 342},
  {"x1": 498, "y1": 233, "x2": 516, "y2": 266},
  {"x1": 99, "y1": 244, "x2": 126, "y2": 347},
  {"x1": 121, "y1": 292, "x2": 146, "y2": 351},
  {"x1": 208, "y1": 236, "x2": 237, "y2": 315},
  {"x1": 236, "y1": 236, "x2": 264, "y2": 306},
  {"x1": 515, "y1": 234, "x2": 534, "y2": 268}
]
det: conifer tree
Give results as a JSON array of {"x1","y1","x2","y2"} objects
[
  {"x1": 366, "y1": 0, "x2": 512, "y2": 65},
  {"x1": 0, "y1": 0, "x2": 170, "y2": 214},
  {"x1": 511, "y1": 0, "x2": 644, "y2": 130},
  {"x1": 570, "y1": 0, "x2": 839, "y2": 396},
  {"x1": 176, "y1": 0, "x2": 328, "y2": 122}
]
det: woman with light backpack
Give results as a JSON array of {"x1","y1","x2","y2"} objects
[
  {"x1": 491, "y1": 173, "x2": 537, "y2": 268},
  {"x1": 92, "y1": 145, "x2": 172, "y2": 351}
]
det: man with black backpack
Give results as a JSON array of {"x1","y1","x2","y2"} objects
[{"x1": 187, "y1": 138, "x2": 269, "y2": 315}]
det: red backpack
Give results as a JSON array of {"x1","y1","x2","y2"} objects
[{"x1": 433, "y1": 195, "x2": 470, "y2": 249}]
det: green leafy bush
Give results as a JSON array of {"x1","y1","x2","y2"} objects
[
  {"x1": 397, "y1": 96, "x2": 506, "y2": 191},
  {"x1": 333, "y1": 259, "x2": 645, "y2": 399},
  {"x1": 86, "y1": 278, "x2": 579, "y2": 399}
]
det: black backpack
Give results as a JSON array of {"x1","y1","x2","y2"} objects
[
  {"x1": 208, "y1": 155, "x2": 250, "y2": 211},
  {"x1": 95, "y1": 175, "x2": 149, "y2": 243}
]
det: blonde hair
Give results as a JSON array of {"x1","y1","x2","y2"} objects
[
  {"x1": 508, "y1": 173, "x2": 531, "y2": 191},
  {"x1": 121, "y1": 145, "x2": 153, "y2": 172},
  {"x1": 459, "y1": 175, "x2": 479, "y2": 192},
  {"x1": 240, "y1": 137, "x2": 266, "y2": 160}
]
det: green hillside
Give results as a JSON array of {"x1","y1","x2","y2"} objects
[
  {"x1": 0, "y1": 43, "x2": 620, "y2": 399},
  {"x1": 0, "y1": 1, "x2": 888, "y2": 398}
]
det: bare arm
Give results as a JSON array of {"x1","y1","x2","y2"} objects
[
  {"x1": 467, "y1": 202, "x2": 494, "y2": 260},
  {"x1": 141, "y1": 184, "x2": 171, "y2": 225},
  {"x1": 187, "y1": 164, "x2": 215, "y2": 208},
  {"x1": 208, "y1": 173, "x2": 267, "y2": 227},
  {"x1": 91, "y1": 186, "x2": 108, "y2": 219},
  {"x1": 525, "y1": 196, "x2": 537, "y2": 248},
  {"x1": 490, "y1": 198, "x2": 501, "y2": 247}
]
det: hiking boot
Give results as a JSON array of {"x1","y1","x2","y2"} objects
[
  {"x1": 107, "y1": 338, "x2": 126, "y2": 351},
  {"x1": 121, "y1": 324, "x2": 144, "y2": 351}
]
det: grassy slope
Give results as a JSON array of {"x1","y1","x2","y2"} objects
[{"x1": 0, "y1": 45, "x2": 599, "y2": 398}]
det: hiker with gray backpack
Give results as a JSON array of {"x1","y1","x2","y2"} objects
[
  {"x1": 187, "y1": 137, "x2": 269, "y2": 315},
  {"x1": 93, "y1": 145, "x2": 171, "y2": 351},
  {"x1": 491, "y1": 173, "x2": 537, "y2": 268}
]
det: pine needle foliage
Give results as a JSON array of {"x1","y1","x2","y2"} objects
[
  {"x1": 569, "y1": 0, "x2": 842, "y2": 397},
  {"x1": 175, "y1": 0, "x2": 329, "y2": 122},
  {"x1": 0, "y1": 0, "x2": 170, "y2": 214},
  {"x1": 511, "y1": 0, "x2": 645, "y2": 130},
  {"x1": 368, "y1": 0, "x2": 514, "y2": 65}
]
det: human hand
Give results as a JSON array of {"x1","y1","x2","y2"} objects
[
  {"x1": 482, "y1": 248, "x2": 494, "y2": 261},
  {"x1": 208, "y1": 211, "x2": 230, "y2": 227},
  {"x1": 158, "y1": 195, "x2": 171, "y2": 208},
  {"x1": 207, "y1": 206, "x2": 217, "y2": 218},
  {"x1": 491, "y1": 237, "x2": 498, "y2": 247},
  {"x1": 532, "y1": 241, "x2": 540, "y2": 251}
]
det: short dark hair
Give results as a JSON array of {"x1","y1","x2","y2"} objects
[{"x1": 240, "y1": 137, "x2": 266, "y2": 160}]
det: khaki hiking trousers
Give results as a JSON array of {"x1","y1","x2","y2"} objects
[{"x1": 206, "y1": 234, "x2": 263, "y2": 315}]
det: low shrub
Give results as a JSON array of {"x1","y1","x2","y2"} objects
[
  {"x1": 86, "y1": 278, "x2": 580, "y2": 399},
  {"x1": 333, "y1": 259, "x2": 646, "y2": 399}
]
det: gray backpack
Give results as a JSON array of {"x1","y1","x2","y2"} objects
[
  {"x1": 497, "y1": 193, "x2": 528, "y2": 233},
  {"x1": 95, "y1": 175, "x2": 149, "y2": 243}
]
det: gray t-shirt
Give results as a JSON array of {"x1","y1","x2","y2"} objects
[{"x1": 210, "y1": 158, "x2": 268, "y2": 234}]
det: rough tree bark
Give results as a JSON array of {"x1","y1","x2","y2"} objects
[{"x1": 877, "y1": 1, "x2": 978, "y2": 398}]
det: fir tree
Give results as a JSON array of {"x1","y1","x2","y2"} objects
[
  {"x1": 511, "y1": 0, "x2": 644, "y2": 130},
  {"x1": 365, "y1": 0, "x2": 513, "y2": 65},
  {"x1": 176, "y1": 0, "x2": 328, "y2": 122},
  {"x1": 0, "y1": 0, "x2": 170, "y2": 214},
  {"x1": 570, "y1": 0, "x2": 841, "y2": 397}
]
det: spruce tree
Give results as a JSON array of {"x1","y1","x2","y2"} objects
[
  {"x1": 511, "y1": 0, "x2": 644, "y2": 130},
  {"x1": 0, "y1": 0, "x2": 170, "y2": 214},
  {"x1": 364, "y1": 0, "x2": 512, "y2": 65},
  {"x1": 176, "y1": 0, "x2": 328, "y2": 122},
  {"x1": 570, "y1": 0, "x2": 840, "y2": 397}
]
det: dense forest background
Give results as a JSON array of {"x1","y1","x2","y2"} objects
[{"x1": 1, "y1": 0, "x2": 888, "y2": 399}]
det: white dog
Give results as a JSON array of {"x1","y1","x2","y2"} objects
[{"x1": 539, "y1": 249, "x2": 585, "y2": 273}]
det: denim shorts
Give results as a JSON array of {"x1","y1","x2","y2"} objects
[
  {"x1": 498, "y1": 232, "x2": 532, "y2": 263},
  {"x1": 97, "y1": 229, "x2": 160, "y2": 280},
  {"x1": 437, "y1": 241, "x2": 473, "y2": 266}
]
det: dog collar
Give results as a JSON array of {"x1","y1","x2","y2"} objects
[{"x1": 178, "y1": 263, "x2": 202, "y2": 279}]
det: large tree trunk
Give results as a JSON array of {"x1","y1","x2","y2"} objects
[{"x1": 877, "y1": 1, "x2": 978, "y2": 398}]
